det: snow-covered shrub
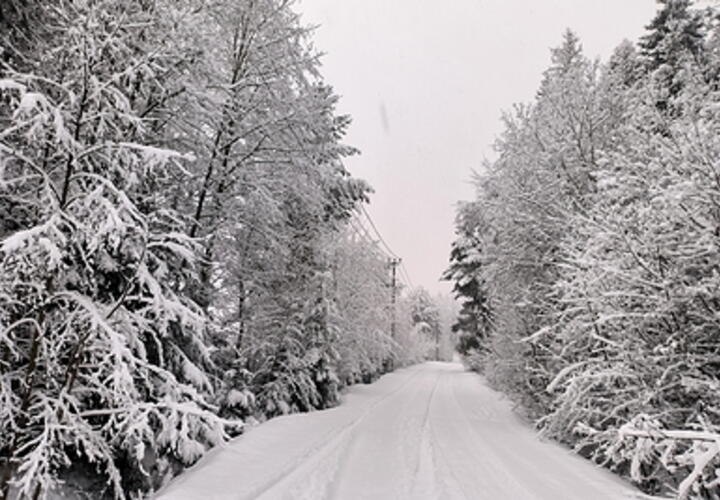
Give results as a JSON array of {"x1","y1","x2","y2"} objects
[{"x1": 609, "y1": 416, "x2": 720, "y2": 499}]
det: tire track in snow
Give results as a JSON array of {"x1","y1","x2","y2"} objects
[
  {"x1": 413, "y1": 367, "x2": 469, "y2": 500},
  {"x1": 156, "y1": 363, "x2": 643, "y2": 500},
  {"x1": 428, "y1": 366, "x2": 538, "y2": 499},
  {"x1": 247, "y1": 366, "x2": 426, "y2": 500},
  {"x1": 323, "y1": 365, "x2": 442, "y2": 500},
  {"x1": 406, "y1": 366, "x2": 442, "y2": 499}
]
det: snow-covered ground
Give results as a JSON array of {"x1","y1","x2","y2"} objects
[{"x1": 156, "y1": 362, "x2": 645, "y2": 500}]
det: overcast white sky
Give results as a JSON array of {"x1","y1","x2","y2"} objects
[{"x1": 297, "y1": 0, "x2": 658, "y2": 295}]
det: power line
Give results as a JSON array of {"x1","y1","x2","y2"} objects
[
  {"x1": 348, "y1": 218, "x2": 390, "y2": 286},
  {"x1": 345, "y1": 216, "x2": 401, "y2": 287},
  {"x1": 348, "y1": 217, "x2": 391, "y2": 263},
  {"x1": 347, "y1": 216, "x2": 374, "y2": 247},
  {"x1": 348, "y1": 212, "x2": 392, "y2": 259},
  {"x1": 357, "y1": 205, "x2": 419, "y2": 290},
  {"x1": 359, "y1": 205, "x2": 399, "y2": 259},
  {"x1": 351, "y1": 208, "x2": 411, "y2": 342}
]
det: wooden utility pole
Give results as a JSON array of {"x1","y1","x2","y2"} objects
[{"x1": 388, "y1": 257, "x2": 401, "y2": 338}]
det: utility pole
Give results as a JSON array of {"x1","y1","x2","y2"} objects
[{"x1": 388, "y1": 257, "x2": 401, "y2": 339}]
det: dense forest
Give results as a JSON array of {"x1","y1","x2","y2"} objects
[
  {"x1": 445, "y1": 0, "x2": 720, "y2": 497},
  {"x1": 12, "y1": 0, "x2": 720, "y2": 498},
  {"x1": 0, "y1": 1, "x2": 451, "y2": 498}
]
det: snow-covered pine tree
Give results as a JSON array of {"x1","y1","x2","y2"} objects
[
  {"x1": 0, "y1": 1, "x2": 231, "y2": 497},
  {"x1": 443, "y1": 201, "x2": 493, "y2": 357},
  {"x1": 640, "y1": 0, "x2": 705, "y2": 72},
  {"x1": 639, "y1": 0, "x2": 706, "y2": 111}
]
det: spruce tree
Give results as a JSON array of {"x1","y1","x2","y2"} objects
[
  {"x1": 639, "y1": 0, "x2": 704, "y2": 71},
  {"x1": 443, "y1": 203, "x2": 492, "y2": 355},
  {"x1": 639, "y1": 0, "x2": 705, "y2": 107}
]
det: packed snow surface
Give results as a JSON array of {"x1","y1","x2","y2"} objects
[{"x1": 156, "y1": 362, "x2": 644, "y2": 500}]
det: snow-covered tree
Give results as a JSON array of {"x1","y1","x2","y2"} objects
[
  {"x1": 448, "y1": 31, "x2": 621, "y2": 413},
  {"x1": 640, "y1": 0, "x2": 705, "y2": 71},
  {"x1": 330, "y1": 228, "x2": 394, "y2": 383},
  {"x1": 542, "y1": 54, "x2": 720, "y2": 496},
  {"x1": 443, "y1": 201, "x2": 492, "y2": 356},
  {"x1": 451, "y1": 7, "x2": 720, "y2": 496},
  {"x1": 640, "y1": 0, "x2": 706, "y2": 112},
  {"x1": 0, "y1": 0, "x2": 392, "y2": 496},
  {"x1": 0, "y1": 1, "x2": 233, "y2": 497},
  {"x1": 406, "y1": 288, "x2": 442, "y2": 360}
]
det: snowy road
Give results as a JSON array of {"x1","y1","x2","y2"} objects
[{"x1": 157, "y1": 362, "x2": 642, "y2": 500}]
